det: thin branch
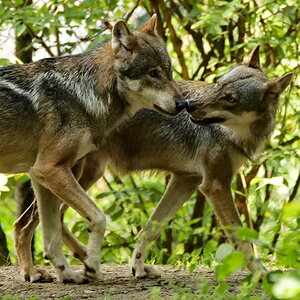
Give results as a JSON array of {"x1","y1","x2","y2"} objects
[
  {"x1": 156, "y1": 0, "x2": 190, "y2": 80},
  {"x1": 103, "y1": 175, "x2": 114, "y2": 191},
  {"x1": 125, "y1": 0, "x2": 143, "y2": 23},
  {"x1": 129, "y1": 175, "x2": 149, "y2": 218},
  {"x1": 289, "y1": 170, "x2": 300, "y2": 202},
  {"x1": 280, "y1": 136, "x2": 300, "y2": 147},
  {"x1": 149, "y1": 0, "x2": 166, "y2": 41},
  {"x1": 55, "y1": 27, "x2": 61, "y2": 56},
  {"x1": 26, "y1": 25, "x2": 55, "y2": 57}
]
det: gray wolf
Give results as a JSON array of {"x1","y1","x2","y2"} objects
[
  {"x1": 0, "y1": 15, "x2": 184, "y2": 283},
  {"x1": 13, "y1": 46, "x2": 292, "y2": 281}
]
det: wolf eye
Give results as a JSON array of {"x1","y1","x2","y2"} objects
[
  {"x1": 148, "y1": 69, "x2": 160, "y2": 79},
  {"x1": 225, "y1": 95, "x2": 237, "y2": 103}
]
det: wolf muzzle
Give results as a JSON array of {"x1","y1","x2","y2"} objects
[
  {"x1": 184, "y1": 100, "x2": 197, "y2": 113},
  {"x1": 175, "y1": 100, "x2": 189, "y2": 112}
]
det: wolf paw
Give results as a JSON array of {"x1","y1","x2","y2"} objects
[
  {"x1": 22, "y1": 267, "x2": 54, "y2": 283},
  {"x1": 59, "y1": 270, "x2": 89, "y2": 284},
  {"x1": 82, "y1": 261, "x2": 100, "y2": 281},
  {"x1": 132, "y1": 264, "x2": 161, "y2": 279}
]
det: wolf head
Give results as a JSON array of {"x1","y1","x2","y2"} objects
[
  {"x1": 111, "y1": 15, "x2": 182, "y2": 116},
  {"x1": 186, "y1": 45, "x2": 292, "y2": 139}
]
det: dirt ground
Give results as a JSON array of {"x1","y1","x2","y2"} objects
[{"x1": 0, "y1": 265, "x2": 262, "y2": 299}]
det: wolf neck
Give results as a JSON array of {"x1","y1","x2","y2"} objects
[
  {"x1": 223, "y1": 113, "x2": 275, "y2": 160},
  {"x1": 89, "y1": 42, "x2": 131, "y2": 122},
  {"x1": 47, "y1": 41, "x2": 130, "y2": 126},
  {"x1": 77, "y1": 42, "x2": 131, "y2": 122}
]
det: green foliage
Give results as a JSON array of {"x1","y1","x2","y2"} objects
[
  {"x1": 215, "y1": 247, "x2": 246, "y2": 281},
  {"x1": 263, "y1": 270, "x2": 300, "y2": 300},
  {"x1": 150, "y1": 276, "x2": 267, "y2": 300}
]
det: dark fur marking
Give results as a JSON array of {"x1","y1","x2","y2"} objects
[
  {"x1": 58, "y1": 265, "x2": 65, "y2": 271},
  {"x1": 84, "y1": 262, "x2": 96, "y2": 274},
  {"x1": 0, "y1": 87, "x2": 35, "y2": 115},
  {"x1": 39, "y1": 78, "x2": 71, "y2": 126},
  {"x1": 74, "y1": 252, "x2": 80, "y2": 259},
  {"x1": 63, "y1": 278, "x2": 86, "y2": 284},
  {"x1": 24, "y1": 274, "x2": 30, "y2": 281}
]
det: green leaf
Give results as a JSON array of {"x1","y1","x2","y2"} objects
[
  {"x1": 264, "y1": 270, "x2": 300, "y2": 299},
  {"x1": 96, "y1": 191, "x2": 115, "y2": 199},
  {"x1": 282, "y1": 202, "x2": 300, "y2": 220},
  {"x1": 213, "y1": 282, "x2": 229, "y2": 296},
  {"x1": 15, "y1": 23, "x2": 27, "y2": 37},
  {"x1": 0, "y1": 59, "x2": 12, "y2": 66},
  {"x1": 215, "y1": 252, "x2": 245, "y2": 281},
  {"x1": 255, "y1": 176, "x2": 284, "y2": 190},
  {"x1": 189, "y1": 263, "x2": 197, "y2": 273},
  {"x1": 111, "y1": 207, "x2": 124, "y2": 221},
  {"x1": 236, "y1": 228, "x2": 259, "y2": 242},
  {"x1": 203, "y1": 240, "x2": 218, "y2": 257},
  {"x1": 272, "y1": 274, "x2": 300, "y2": 299},
  {"x1": 215, "y1": 243, "x2": 234, "y2": 262}
]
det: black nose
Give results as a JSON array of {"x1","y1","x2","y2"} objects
[
  {"x1": 186, "y1": 101, "x2": 197, "y2": 113},
  {"x1": 175, "y1": 100, "x2": 188, "y2": 111}
]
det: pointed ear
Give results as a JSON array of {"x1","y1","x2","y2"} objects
[
  {"x1": 243, "y1": 45, "x2": 260, "y2": 69},
  {"x1": 268, "y1": 72, "x2": 293, "y2": 94},
  {"x1": 140, "y1": 14, "x2": 158, "y2": 36},
  {"x1": 112, "y1": 20, "x2": 132, "y2": 50}
]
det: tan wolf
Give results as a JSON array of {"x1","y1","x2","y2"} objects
[
  {"x1": 13, "y1": 46, "x2": 292, "y2": 282},
  {"x1": 0, "y1": 15, "x2": 185, "y2": 283}
]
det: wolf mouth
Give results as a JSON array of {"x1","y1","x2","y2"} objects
[
  {"x1": 153, "y1": 104, "x2": 176, "y2": 116},
  {"x1": 190, "y1": 117, "x2": 226, "y2": 125}
]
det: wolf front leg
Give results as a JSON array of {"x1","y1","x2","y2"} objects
[
  {"x1": 131, "y1": 174, "x2": 201, "y2": 279},
  {"x1": 200, "y1": 172, "x2": 265, "y2": 273},
  {"x1": 14, "y1": 193, "x2": 87, "y2": 283},
  {"x1": 30, "y1": 156, "x2": 106, "y2": 283},
  {"x1": 14, "y1": 153, "x2": 105, "y2": 282},
  {"x1": 14, "y1": 200, "x2": 54, "y2": 282},
  {"x1": 29, "y1": 179, "x2": 91, "y2": 283}
]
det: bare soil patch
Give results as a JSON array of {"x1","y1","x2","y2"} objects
[{"x1": 0, "y1": 265, "x2": 261, "y2": 299}]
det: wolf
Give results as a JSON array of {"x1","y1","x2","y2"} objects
[
  {"x1": 0, "y1": 15, "x2": 185, "y2": 283},
  {"x1": 13, "y1": 46, "x2": 292, "y2": 282}
]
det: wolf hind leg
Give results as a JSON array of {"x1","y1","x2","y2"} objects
[
  {"x1": 14, "y1": 199, "x2": 54, "y2": 282},
  {"x1": 61, "y1": 151, "x2": 106, "y2": 263},
  {"x1": 131, "y1": 174, "x2": 201, "y2": 279},
  {"x1": 60, "y1": 202, "x2": 87, "y2": 262},
  {"x1": 201, "y1": 176, "x2": 266, "y2": 274}
]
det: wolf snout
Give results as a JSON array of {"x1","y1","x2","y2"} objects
[
  {"x1": 185, "y1": 100, "x2": 197, "y2": 113},
  {"x1": 175, "y1": 100, "x2": 189, "y2": 112}
]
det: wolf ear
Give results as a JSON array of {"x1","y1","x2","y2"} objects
[
  {"x1": 140, "y1": 14, "x2": 158, "y2": 36},
  {"x1": 268, "y1": 72, "x2": 293, "y2": 94},
  {"x1": 112, "y1": 20, "x2": 132, "y2": 50},
  {"x1": 243, "y1": 45, "x2": 260, "y2": 69}
]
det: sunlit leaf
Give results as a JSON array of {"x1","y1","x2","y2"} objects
[
  {"x1": 215, "y1": 243, "x2": 234, "y2": 262},
  {"x1": 215, "y1": 252, "x2": 245, "y2": 281}
]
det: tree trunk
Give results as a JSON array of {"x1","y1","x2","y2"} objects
[{"x1": 0, "y1": 223, "x2": 10, "y2": 265}]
